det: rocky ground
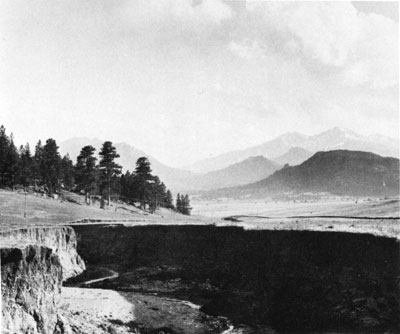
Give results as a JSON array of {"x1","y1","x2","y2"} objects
[
  {"x1": 64, "y1": 265, "x2": 278, "y2": 334},
  {"x1": 59, "y1": 287, "x2": 135, "y2": 334},
  {"x1": 59, "y1": 287, "x2": 232, "y2": 334}
]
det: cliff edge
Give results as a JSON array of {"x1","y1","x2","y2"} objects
[{"x1": 1, "y1": 227, "x2": 85, "y2": 334}]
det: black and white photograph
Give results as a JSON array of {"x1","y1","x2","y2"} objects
[{"x1": 0, "y1": 1, "x2": 399, "y2": 333}]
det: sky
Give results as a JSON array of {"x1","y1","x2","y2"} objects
[{"x1": 0, "y1": 1, "x2": 398, "y2": 167}]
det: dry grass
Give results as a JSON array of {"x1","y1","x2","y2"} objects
[
  {"x1": 0, "y1": 189, "x2": 214, "y2": 231},
  {"x1": 191, "y1": 197, "x2": 400, "y2": 218},
  {"x1": 0, "y1": 189, "x2": 150, "y2": 230},
  {"x1": 1, "y1": 189, "x2": 398, "y2": 239}
]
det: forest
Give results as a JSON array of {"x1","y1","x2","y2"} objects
[{"x1": 0, "y1": 125, "x2": 191, "y2": 215}]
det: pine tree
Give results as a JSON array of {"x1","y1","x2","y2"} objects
[
  {"x1": 98, "y1": 141, "x2": 121, "y2": 205},
  {"x1": 135, "y1": 157, "x2": 152, "y2": 176},
  {"x1": 120, "y1": 171, "x2": 134, "y2": 204},
  {"x1": 0, "y1": 126, "x2": 8, "y2": 186},
  {"x1": 60, "y1": 154, "x2": 75, "y2": 191},
  {"x1": 134, "y1": 157, "x2": 153, "y2": 209},
  {"x1": 182, "y1": 194, "x2": 192, "y2": 215},
  {"x1": 165, "y1": 190, "x2": 174, "y2": 209},
  {"x1": 41, "y1": 138, "x2": 61, "y2": 194},
  {"x1": 4, "y1": 133, "x2": 19, "y2": 188},
  {"x1": 75, "y1": 145, "x2": 97, "y2": 203},
  {"x1": 0, "y1": 126, "x2": 17, "y2": 187},
  {"x1": 17, "y1": 143, "x2": 34, "y2": 187},
  {"x1": 176, "y1": 193, "x2": 182, "y2": 213},
  {"x1": 33, "y1": 140, "x2": 44, "y2": 187}
]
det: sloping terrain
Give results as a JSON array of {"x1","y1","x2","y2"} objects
[
  {"x1": 0, "y1": 189, "x2": 209, "y2": 231},
  {"x1": 188, "y1": 156, "x2": 280, "y2": 190},
  {"x1": 0, "y1": 189, "x2": 147, "y2": 229},
  {"x1": 205, "y1": 150, "x2": 399, "y2": 198},
  {"x1": 274, "y1": 147, "x2": 313, "y2": 166}
]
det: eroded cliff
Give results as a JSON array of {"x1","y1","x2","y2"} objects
[
  {"x1": 0, "y1": 226, "x2": 85, "y2": 280},
  {"x1": 1, "y1": 227, "x2": 85, "y2": 334}
]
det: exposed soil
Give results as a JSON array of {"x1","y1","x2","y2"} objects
[{"x1": 62, "y1": 279, "x2": 232, "y2": 334}]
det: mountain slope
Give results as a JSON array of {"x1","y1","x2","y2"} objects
[
  {"x1": 207, "y1": 150, "x2": 400, "y2": 198},
  {"x1": 187, "y1": 128, "x2": 399, "y2": 172},
  {"x1": 274, "y1": 147, "x2": 313, "y2": 166},
  {"x1": 190, "y1": 156, "x2": 280, "y2": 190}
]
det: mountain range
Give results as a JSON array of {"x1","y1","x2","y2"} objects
[
  {"x1": 59, "y1": 127, "x2": 399, "y2": 193},
  {"x1": 59, "y1": 139, "x2": 280, "y2": 192},
  {"x1": 185, "y1": 127, "x2": 399, "y2": 173},
  {"x1": 205, "y1": 150, "x2": 400, "y2": 199}
]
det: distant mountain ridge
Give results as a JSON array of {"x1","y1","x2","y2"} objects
[
  {"x1": 60, "y1": 131, "x2": 399, "y2": 194},
  {"x1": 205, "y1": 150, "x2": 400, "y2": 198},
  {"x1": 186, "y1": 128, "x2": 399, "y2": 172},
  {"x1": 189, "y1": 156, "x2": 280, "y2": 190},
  {"x1": 274, "y1": 147, "x2": 314, "y2": 166},
  {"x1": 59, "y1": 138, "x2": 280, "y2": 192}
]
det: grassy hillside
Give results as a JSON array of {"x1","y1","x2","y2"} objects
[{"x1": 0, "y1": 189, "x2": 203, "y2": 231}]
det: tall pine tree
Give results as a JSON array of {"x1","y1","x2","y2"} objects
[
  {"x1": 134, "y1": 157, "x2": 153, "y2": 209},
  {"x1": 165, "y1": 190, "x2": 174, "y2": 209},
  {"x1": 182, "y1": 194, "x2": 192, "y2": 215},
  {"x1": 17, "y1": 143, "x2": 34, "y2": 187},
  {"x1": 4, "y1": 133, "x2": 19, "y2": 188},
  {"x1": 0, "y1": 125, "x2": 8, "y2": 186},
  {"x1": 75, "y1": 145, "x2": 97, "y2": 203},
  {"x1": 41, "y1": 139, "x2": 61, "y2": 194},
  {"x1": 99, "y1": 141, "x2": 121, "y2": 205},
  {"x1": 0, "y1": 127, "x2": 19, "y2": 188},
  {"x1": 176, "y1": 193, "x2": 182, "y2": 213},
  {"x1": 33, "y1": 140, "x2": 44, "y2": 187},
  {"x1": 60, "y1": 154, "x2": 75, "y2": 191}
]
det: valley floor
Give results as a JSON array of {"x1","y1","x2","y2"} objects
[
  {"x1": 1, "y1": 189, "x2": 399, "y2": 334},
  {"x1": 191, "y1": 196, "x2": 399, "y2": 218}
]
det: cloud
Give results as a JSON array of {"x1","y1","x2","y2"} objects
[
  {"x1": 232, "y1": 2, "x2": 398, "y2": 89},
  {"x1": 228, "y1": 41, "x2": 264, "y2": 59},
  {"x1": 116, "y1": 0, "x2": 232, "y2": 37}
]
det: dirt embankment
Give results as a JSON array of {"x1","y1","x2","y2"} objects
[
  {"x1": 1, "y1": 227, "x2": 85, "y2": 334},
  {"x1": 70, "y1": 224, "x2": 400, "y2": 333}
]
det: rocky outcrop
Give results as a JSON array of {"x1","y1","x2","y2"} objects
[
  {"x1": 0, "y1": 226, "x2": 85, "y2": 279},
  {"x1": 1, "y1": 227, "x2": 85, "y2": 334}
]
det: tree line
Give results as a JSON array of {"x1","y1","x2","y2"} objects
[{"x1": 0, "y1": 125, "x2": 191, "y2": 215}]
